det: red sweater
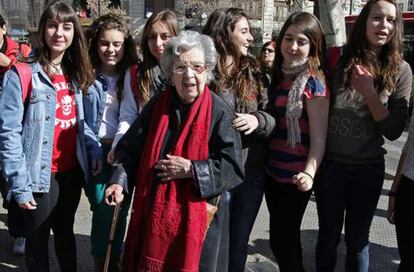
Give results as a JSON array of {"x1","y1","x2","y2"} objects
[{"x1": 0, "y1": 36, "x2": 20, "y2": 74}]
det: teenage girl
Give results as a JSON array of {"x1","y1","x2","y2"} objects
[
  {"x1": 203, "y1": 7, "x2": 275, "y2": 272},
  {"x1": 0, "y1": 1, "x2": 100, "y2": 271},
  {"x1": 315, "y1": 1, "x2": 412, "y2": 271},
  {"x1": 126, "y1": 10, "x2": 179, "y2": 110},
  {"x1": 84, "y1": 13, "x2": 137, "y2": 271},
  {"x1": 265, "y1": 12, "x2": 329, "y2": 272}
]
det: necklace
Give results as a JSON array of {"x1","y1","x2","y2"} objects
[{"x1": 50, "y1": 62, "x2": 62, "y2": 74}]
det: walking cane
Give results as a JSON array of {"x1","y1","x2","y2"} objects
[{"x1": 103, "y1": 202, "x2": 121, "y2": 272}]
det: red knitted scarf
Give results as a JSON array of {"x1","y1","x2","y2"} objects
[{"x1": 123, "y1": 86, "x2": 212, "y2": 272}]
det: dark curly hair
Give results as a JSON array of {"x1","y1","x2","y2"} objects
[{"x1": 86, "y1": 13, "x2": 137, "y2": 100}]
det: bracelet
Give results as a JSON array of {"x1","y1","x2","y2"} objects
[
  {"x1": 388, "y1": 191, "x2": 397, "y2": 197},
  {"x1": 301, "y1": 171, "x2": 314, "y2": 181}
]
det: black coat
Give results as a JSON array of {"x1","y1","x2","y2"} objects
[{"x1": 109, "y1": 89, "x2": 245, "y2": 272}]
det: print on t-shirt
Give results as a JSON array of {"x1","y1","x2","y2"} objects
[
  {"x1": 55, "y1": 81, "x2": 76, "y2": 129},
  {"x1": 51, "y1": 75, "x2": 78, "y2": 172}
]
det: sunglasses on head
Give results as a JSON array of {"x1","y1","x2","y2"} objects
[{"x1": 262, "y1": 48, "x2": 275, "y2": 53}]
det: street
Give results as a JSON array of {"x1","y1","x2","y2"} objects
[{"x1": 0, "y1": 132, "x2": 407, "y2": 272}]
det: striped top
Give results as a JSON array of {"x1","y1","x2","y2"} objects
[{"x1": 267, "y1": 75, "x2": 328, "y2": 183}]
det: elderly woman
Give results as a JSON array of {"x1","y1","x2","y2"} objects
[{"x1": 105, "y1": 30, "x2": 244, "y2": 272}]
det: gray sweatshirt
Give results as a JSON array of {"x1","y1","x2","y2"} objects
[{"x1": 325, "y1": 60, "x2": 412, "y2": 164}]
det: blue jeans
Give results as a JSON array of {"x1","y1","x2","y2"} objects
[
  {"x1": 314, "y1": 160, "x2": 384, "y2": 272},
  {"x1": 394, "y1": 175, "x2": 414, "y2": 272},
  {"x1": 229, "y1": 169, "x2": 265, "y2": 272}
]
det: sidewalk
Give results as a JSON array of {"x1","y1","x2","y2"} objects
[
  {"x1": 245, "y1": 134, "x2": 405, "y2": 272},
  {"x1": 0, "y1": 134, "x2": 405, "y2": 272}
]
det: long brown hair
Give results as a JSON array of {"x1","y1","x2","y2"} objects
[
  {"x1": 86, "y1": 13, "x2": 136, "y2": 101},
  {"x1": 341, "y1": 0, "x2": 403, "y2": 95},
  {"x1": 203, "y1": 8, "x2": 262, "y2": 108},
  {"x1": 271, "y1": 12, "x2": 326, "y2": 89},
  {"x1": 138, "y1": 10, "x2": 179, "y2": 104},
  {"x1": 36, "y1": 1, "x2": 94, "y2": 92}
]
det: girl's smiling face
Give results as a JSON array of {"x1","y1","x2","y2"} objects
[
  {"x1": 230, "y1": 17, "x2": 254, "y2": 56},
  {"x1": 280, "y1": 25, "x2": 310, "y2": 64},
  {"x1": 97, "y1": 29, "x2": 125, "y2": 74},
  {"x1": 44, "y1": 19, "x2": 74, "y2": 58}
]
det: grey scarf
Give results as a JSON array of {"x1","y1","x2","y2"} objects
[{"x1": 282, "y1": 59, "x2": 310, "y2": 147}]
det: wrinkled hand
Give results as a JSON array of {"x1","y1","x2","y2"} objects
[
  {"x1": 233, "y1": 113, "x2": 259, "y2": 135},
  {"x1": 154, "y1": 154, "x2": 193, "y2": 181},
  {"x1": 107, "y1": 149, "x2": 115, "y2": 165},
  {"x1": 105, "y1": 184, "x2": 124, "y2": 206},
  {"x1": 19, "y1": 199, "x2": 37, "y2": 210},
  {"x1": 292, "y1": 172, "x2": 313, "y2": 192},
  {"x1": 91, "y1": 159, "x2": 103, "y2": 176},
  {"x1": 351, "y1": 64, "x2": 377, "y2": 98},
  {"x1": 387, "y1": 196, "x2": 395, "y2": 224}
]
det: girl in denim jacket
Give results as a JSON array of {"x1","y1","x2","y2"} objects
[
  {"x1": 0, "y1": 2, "x2": 101, "y2": 271},
  {"x1": 83, "y1": 13, "x2": 137, "y2": 271}
]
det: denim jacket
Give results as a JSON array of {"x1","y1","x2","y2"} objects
[
  {"x1": 84, "y1": 71, "x2": 138, "y2": 149},
  {"x1": 0, "y1": 63, "x2": 101, "y2": 204},
  {"x1": 84, "y1": 74, "x2": 107, "y2": 137}
]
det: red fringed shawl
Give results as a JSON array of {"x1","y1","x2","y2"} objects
[{"x1": 123, "y1": 86, "x2": 212, "y2": 272}]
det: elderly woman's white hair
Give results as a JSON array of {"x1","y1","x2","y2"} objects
[{"x1": 160, "y1": 30, "x2": 217, "y2": 83}]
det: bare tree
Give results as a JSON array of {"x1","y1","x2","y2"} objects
[
  {"x1": 176, "y1": 0, "x2": 262, "y2": 20},
  {"x1": 86, "y1": 0, "x2": 127, "y2": 18}
]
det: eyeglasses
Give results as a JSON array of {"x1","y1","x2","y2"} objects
[
  {"x1": 173, "y1": 62, "x2": 207, "y2": 74},
  {"x1": 262, "y1": 48, "x2": 275, "y2": 53}
]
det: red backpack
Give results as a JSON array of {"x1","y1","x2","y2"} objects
[
  {"x1": 13, "y1": 62, "x2": 32, "y2": 104},
  {"x1": 130, "y1": 64, "x2": 143, "y2": 108},
  {"x1": 327, "y1": 46, "x2": 343, "y2": 77}
]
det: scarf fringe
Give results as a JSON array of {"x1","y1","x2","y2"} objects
[
  {"x1": 137, "y1": 258, "x2": 163, "y2": 272},
  {"x1": 286, "y1": 117, "x2": 302, "y2": 147}
]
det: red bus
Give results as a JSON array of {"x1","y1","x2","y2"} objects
[{"x1": 345, "y1": 12, "x2": 414, "y2": 70}]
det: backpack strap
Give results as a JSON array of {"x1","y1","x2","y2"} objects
[
  {"x1": 327, "y1": 47, "x2": 343, "y2": 75},
  {"x1": 13, "y1": 62, "x2": 32, "y2": 104},
  {"x1": 129, "y1": 64, "x2": 140, "y2": 107}
]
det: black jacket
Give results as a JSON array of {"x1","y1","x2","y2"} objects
[{"x1": 109, "y1": 89, "x2": 244, "y2": 272}]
